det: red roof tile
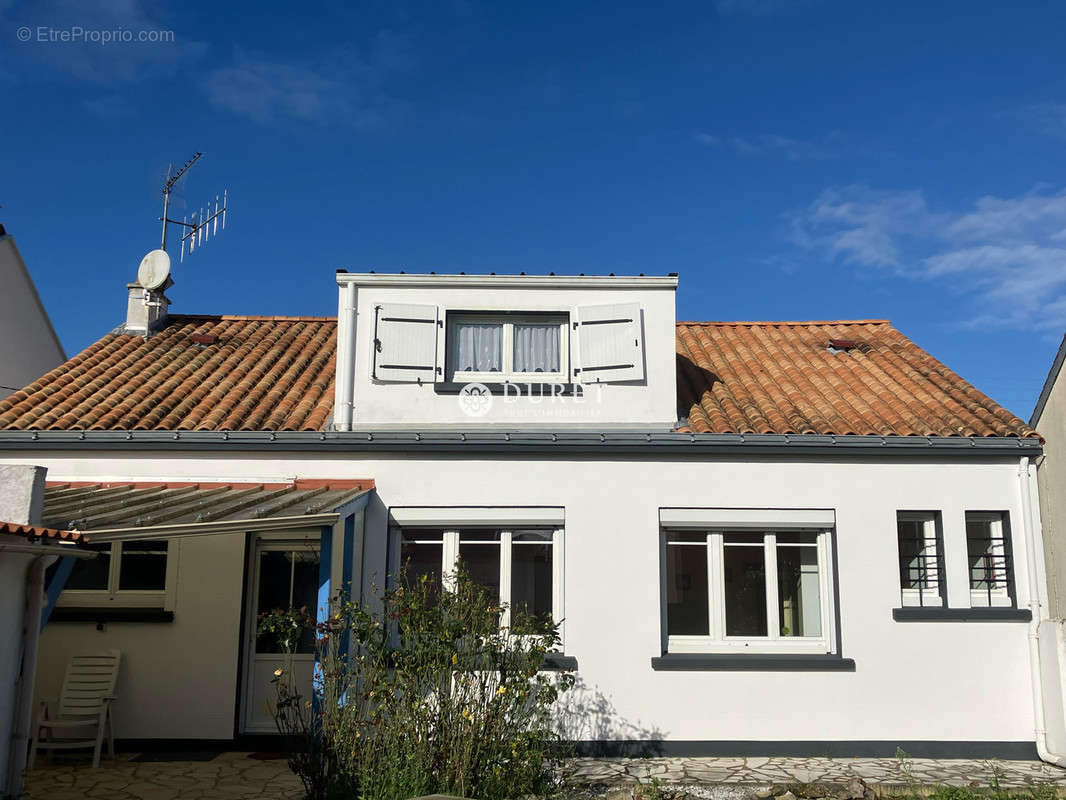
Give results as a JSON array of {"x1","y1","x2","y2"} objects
[
  {"x1": 0, "y1": 314, "x2": 1036, "y2": 438},
  {"x1": 0, "y1": 315, "x2": 336, "y2": 432},
  {"x1": 676, "y1": 320, "x2": 1037, "y2": 438},
  {"x1": 0, "y1": 521, "x2": 86, "y2": 543}
]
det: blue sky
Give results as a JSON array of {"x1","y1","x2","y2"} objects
[{"x1": 2, "y1": 0, "x2": 1065, "y2": 420}]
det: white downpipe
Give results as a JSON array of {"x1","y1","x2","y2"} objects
[
  {"x1": 5, "y1": 554, "x2": 51, "y2": 799},
  {"x1": 333, "y1": 281, "x2": 357, "y2": 431},
  {"x1": 1019, "y1": 456, "x2": 1066, "y2": 767}
]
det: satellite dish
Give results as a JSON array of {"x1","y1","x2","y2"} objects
[{"x1": 137, "y1": 249, "x2": 171, "y2": 290}]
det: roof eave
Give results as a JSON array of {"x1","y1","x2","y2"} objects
[{"x1": 0, "y1": 429, "x2": 1042, "y2": 458}]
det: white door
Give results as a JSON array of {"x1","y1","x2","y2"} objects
[{"x1": 241, "y1": 538, "x2": 321, "y2": 734}]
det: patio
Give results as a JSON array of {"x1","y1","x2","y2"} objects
[{"x1": 22, "y1": 752, "x2": 1066, "y2": 800}]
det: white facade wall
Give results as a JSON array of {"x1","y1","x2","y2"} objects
[
  {"x1": 334, "y1": 275, "x2": 679, "y2": 429},
  {"x1": 0, "y1": 237, "x2": 65, "y2": 400},
  {"x1": 13, "y1": 449, "x2": 1039, "y2": 746}
]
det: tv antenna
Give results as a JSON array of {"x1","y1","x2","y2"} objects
[{"x1": 158, "y1": 152, "x2": 228, "y2": 263}]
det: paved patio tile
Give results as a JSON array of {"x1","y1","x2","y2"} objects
[{"x1": 21, "y1": 751, "x2": 1066, "y2": 799}]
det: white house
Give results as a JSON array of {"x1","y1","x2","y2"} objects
[
  {"x1": 0, "y1": 270, "x2": 1062, "y2": 761},
  {"x1": 0, "y1": 225, "x2": 66, "y2": 401}
]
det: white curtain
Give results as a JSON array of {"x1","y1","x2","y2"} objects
[
  {"x1": 513, "y1": 324, "x2": 560, "y2": 373},
  {"x1": 454, "y1": 323, "x2": 502, "y2": 372}
]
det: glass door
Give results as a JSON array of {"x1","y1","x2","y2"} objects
[{"x1": 241, "y1": 538, "x2": 320, "y2": 734}]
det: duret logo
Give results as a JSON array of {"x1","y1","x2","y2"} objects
[{"x1": 457, "y1": 383, "x2": 493, "y2": 417}]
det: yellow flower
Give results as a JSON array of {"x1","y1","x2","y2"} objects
[
  {"x1": 273, "y1": 668, "x2": 284, "y2": 677},
  {"x1": 462, "y1": 708, "x2": 473, "y2": 720},
  {"x1": 496, "y1": 686, "x2": 507, "y2": 695},
  {"x1": 452, "y1": 653, "x2": 458, "y2": 665}
]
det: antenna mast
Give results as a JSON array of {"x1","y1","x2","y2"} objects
[{"x1": 158, "y1": 152, "x2": 228, "y2": 261}]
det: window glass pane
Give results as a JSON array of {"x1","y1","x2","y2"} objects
[
  {"x1": 256, "y1": 550, "x2": 296, "y2": 655},
  {"x1": 511, "y1": 533, "x2": 553, "y2": 632},
  {"x1": 118, "y1": 540, "x2": 168, "y2": 591},
  {"x1": 666, "y1": 539, "x2": 709, "y2": 635},
  {"x1": 452, "y1": 322, "x2": 502, "y2": 373},
  {"x1": 65, "y1": 543, "x2": 111, "y2": 590},
  {"x1": 458, "y1": 530, "x2": 501, "y2": 605},
  {"x1": 966, "y1": 513, "x2": 1008, "y2": 594},
  {"x1": 777, "y1": 542, "x2": 821, "y2": 637},
  {"x1": 897, "y1": 516, "x2": 938, "y2": 592},
  {"x1": 291, "y1": 550, "x2": 321, "y2": 653},
  {"x1": 513, "y1": 324, "x2": 561, "y2": 373},
  {"x1": 724, "y1": 536, "x2": 767, "y2": 636},
  {"x1": 399, "y1": 530, "x2": 443, "y2": 596}
]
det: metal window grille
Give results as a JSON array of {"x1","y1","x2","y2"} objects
[
  {"x1": 896, "y1": 514, "x2": 943, "y2": 607},
  {"x1": 966, "y1": 513, "x2": 1013, "y2": 606}
]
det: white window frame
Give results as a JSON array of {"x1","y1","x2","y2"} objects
[
  {"x1": 966, "y1": 511, "x2": 1013, "y2": 608},
  {"x1": 59, "y1": 539, "x2": 179, "y2": 610},
  {"x1": 446, "y1": 313, "x2": 569, "y2": 383},
  {"x1": 897, "y1": 512, "x2": 944, "y2": 608},
  {"x1": 663, "y1": 528, "x2": 836, "y2": 655},
  {"x1": 389, "y1": 525, "x2": 565, "y2": 645}
]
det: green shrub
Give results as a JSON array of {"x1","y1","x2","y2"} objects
[{"x1": 261, "y1": 567, "x2": 575, "y2": 800}]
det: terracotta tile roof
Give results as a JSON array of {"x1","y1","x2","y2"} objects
[
  {"x1": 42, "y1": 480, "x2": 373, "y2": 532},
  {"x1": 0, "y1": 521, "x2": 86, "y2": 544},
  {"x1": 676, "y1": 320, "x2": 1037, "y2": 438},
  {"x1": 0, "y1": 315, "x2": 336, "y2": 431},
  {"x1": 0, "y1": 313, "x2": 1035, "y2": 439}
]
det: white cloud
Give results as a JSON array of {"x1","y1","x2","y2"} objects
[
  {"x1": 695, "y1": 131, "x2": 840, "y2": 160},
  {"x1": 789, "y1": 185, "x2": 1066, "y2": 331},
  {"x1": 3, "y1": 0, "x2": 206, "y2": 83},
  {"x1": 204, "y1": 36, "x2": 411, "y2": 127}
]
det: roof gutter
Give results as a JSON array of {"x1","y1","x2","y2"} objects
[{"x1": 0, "y1": 430, "x2": 1043, "y2": 458}]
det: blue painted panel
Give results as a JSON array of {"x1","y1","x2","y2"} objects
[
  {"x1": 313, "y1": 524, "x2": 333, "y2": 720},
  {"x1": 40, "y1": 555, "x2": 76, "y2": 632}
]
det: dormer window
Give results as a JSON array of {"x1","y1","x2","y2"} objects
[{"x1": 446, "y1": 313, "x2": 569, "y2": 382}]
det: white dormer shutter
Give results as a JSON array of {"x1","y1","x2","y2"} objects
[
  {"x1": 372, "y1": 303, "x2": 439, "y2": 383},
  {"x1": 574, "y1": 302, "x2": 645, "y2": 383}
]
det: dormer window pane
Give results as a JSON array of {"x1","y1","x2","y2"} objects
[
  {"x1": 514, "y1": 324, "x2": 561, "y2": 373},
  {"x1": 454, "y1": 322, "x2": 502, "y2": 372}
]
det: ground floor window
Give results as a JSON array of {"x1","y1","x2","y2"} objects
[
  {"x1": 966, "y1": 511, "x2": 1014, "y2": 607},
  {"x1": 61, "y1": 539, "x2": 172, "y2": 607},
  {"x1": 394, "y1": 527, "x2": 561, "y2": 633},
  {"x1": 663, "y1": 527, "x2": 835, "y2": 654},
  {"x1": 896, "y1": 512, "x2": 944, "y2": 607}
]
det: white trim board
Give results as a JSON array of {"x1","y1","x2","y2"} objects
[
  {"x1": 337, "y1": 273, "x2": 678, "y2": 290},
  {"x1": 659, "y1": 507, "x2": 836, "y2": 529},
  {"x1": 388, "y1": 506, "x2": 565, "y2": 526}
]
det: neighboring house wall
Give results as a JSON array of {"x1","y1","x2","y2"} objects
[
  {"x1": 18, "y1": 450, "x2": 1041, "y2": 747},
  {"x1": 0, "y1": 236, "x2": 65, "y2": 400},
  {"x1": 1033, "y1": 335, "x2": 1066, "y2": 618}
]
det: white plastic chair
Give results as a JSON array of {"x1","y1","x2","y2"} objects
[{"x1": 30, "y1": 650, "x2": 121, "y2": 768}]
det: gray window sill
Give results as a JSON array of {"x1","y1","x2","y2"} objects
[
  {"x1": 543, "y1": 653, "x2": 578, "y2": 671},
  {"x1": 892, "y1": 607, "x2": 1031, "y2": 622},
  {"x1": 433, "y1": 382, "x2": 577, "y2": 395},
  {"x1": 50, "y1": 607, "x2": 174, "y2": 623},
  {"x1": 651, "y1": 654, "x2": 855, "y2": 671}
]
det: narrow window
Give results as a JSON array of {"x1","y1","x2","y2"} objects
[
  {"x1": 665, "y1": 532, "x2": 710, "y2": 636},
  {"x1": 65, "y1": 542, "x2": 112, "y2": 590},
  {"x1": 723, "y1": 532, "x2": 767, "y2": 637},
  {"x1": 510, "y1": 531, "x2": 553, "y2": 632},
  {"x1": 896, "y1": 512, "x2": 944, "y2": 607},
  {"x1": 118, "y1": 540, "x2": 169, "y2": 591},
  {"x1": 458, "y1": 530, "x2": 502, "y2": 605},
  {"x1": 775, "y1": 533, "x2": 822, "y2": 637},
  {"x1": 399, "y1": 529, "x2": 445, "y2": 597},
  {"x1": 966, "y1": 512, "x2": 1014, "y2": 607}
]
